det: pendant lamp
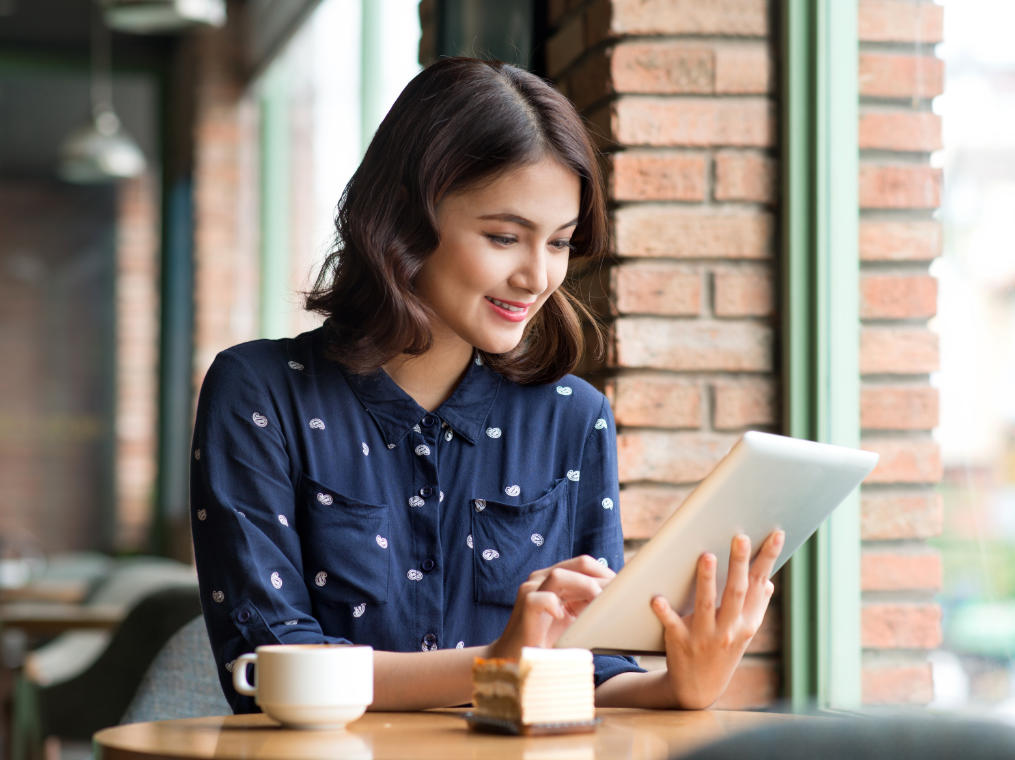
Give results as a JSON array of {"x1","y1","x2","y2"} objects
[
  {"x1": 58, "y1": 3, "x2": 146, "y2": 183},
  {"x1": 102, "y1": 0, "x2": 226, "y2": 34}
]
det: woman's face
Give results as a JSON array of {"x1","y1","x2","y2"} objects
[{"x1": 415, "y1": 156, "x2": 581, "y2": 358}]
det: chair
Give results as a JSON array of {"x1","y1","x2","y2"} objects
[
  {"x1": 11, "y1": 583, "x2": 201, "y2": 760},
  {"x1": 22, "y1": 556, "x2": 198, "y2": 689},
  {"x1": 119, "y1": 615, "x2": 230, "y2": 724},
  {"x1": 673, "y1": 713, "x2": 1015, "y2": 760}
]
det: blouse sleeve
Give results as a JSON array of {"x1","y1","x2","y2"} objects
[
  {"x1": 190, "y1": 350, "x2": 350, "y2": 713},
  {"x1": 573, "y1": 395, "x2": 646, "y2": 687}
]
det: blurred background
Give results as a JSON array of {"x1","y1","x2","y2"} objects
[
  {"x1": 931, "y1": 0, "x2": 1015, "y2": 715},
  {"x1": 1, "y1": 0, "x2": 1015, "y2": 756}
]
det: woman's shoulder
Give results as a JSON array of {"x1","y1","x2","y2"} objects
[
  {"x1": 205, "y1": 328, "x2": 324, "y2": 384},
  {"x1": 502, "y1": 371, "x2": 609, "y2": 417}
]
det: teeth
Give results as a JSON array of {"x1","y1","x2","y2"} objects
[{"x1": 490, "y1": 298, "x2": 525, "y2": 312}]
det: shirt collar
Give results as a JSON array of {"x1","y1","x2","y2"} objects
[{"x1": 340, "y1": 354, "x2": 503, "y2": 447}]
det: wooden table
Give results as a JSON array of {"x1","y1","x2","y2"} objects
[
  {"x1": 0, "y1": 602, "x2": 122, "y2": 636},
  {"x1": 93, "y1": 708, "x2": 810, "y2": 760}
]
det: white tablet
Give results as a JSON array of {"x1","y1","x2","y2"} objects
[{"x1": 555, "y1": 431, "x2": 878, "y2": 654}]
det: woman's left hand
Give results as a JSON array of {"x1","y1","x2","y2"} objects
[{"x1": 650, "y1": 529, "x2": 785, "y2": 710}]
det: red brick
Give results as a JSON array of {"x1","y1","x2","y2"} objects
[
  {"x1": 620, "y1": 484, "x2": 692, "y2": 539},
  {"x1": 713, "y1": 378, "x2": 778, "y2": 430},
  {"x1": 860, "y1": 273, "x2": 937, "y2": 320},
  {"x1": 859, "y1": 53, "x2": 944, "y2": 99},
  {"x1": 617, "y1": 431, "x2": 738, "y2": 483},
  {"x1": 861, "y1": 385, "x2": 939, "y2": 430},
  {"x1": 612, "y1": 262, "x2": 703, "y2": 316},
  {"x1": 713, "y1": 265, "x2": 775, "y2": 317},
  {"x1": 610, "y1": 0, "x2": 769, "y2": 36},
  {"x1": 862, "y1": 661, "x2": 933, "y2": 704},
  {"x1": 714, "y1": 151, "x2": 777, "y2": 204},
  {"x1": 860, "y1": 219, "x2": 941, "y2": 262},
  {"x1": 858, "y1": 0, "x2": 944, "y2": 44},
  {"x1": 862, "y1": 437, "x2": 943, "y2": 485},
  {"x1": 613, "y1": 207, "x2": 774, "y2": 259},
  {"x1": 859, "y1": 165, "x2": 942, "y2": 209},
  {"x1": 714, "y1": 657, "x2": 779, "y2": 710},
  {"x1": 610, "y1": 42, "x2": 714, "y2": 94},
  {"x1": 747, "y1": 607, "x2": 781, "y2": 655},
  {"x1": 610, "y1": 151, "x2": 708, "y2": 202},
  {"x1": 862, "y1": 603, "x2": 941, "y2": 649},
  {"x1": 607, "y1": 374, "x2": 703, "y2": 428},
  {"x1": 614, "y1": 318, "x2": 774, "y2": 372},
  {"x1": 861, "y1": 550, "x2": 942, "y2": 591},
  {"x1": 612, "y1": 97, "x2": 775, "y2": 147},
  {"x1": 859, "y1": 111, "x2": 942, "y2": 152},
  {"x1": 861, "y1": 490, "x2": 943, "y2": 540},
  {"x1": 715, "y1": 43, "x2": 773, "y2": 94},
  {"x1": 860, "y1": 327, "x2": 939, "y2": 374}
]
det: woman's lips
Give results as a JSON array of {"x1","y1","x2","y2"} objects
[{"x1": 486, "y1": 296, "x2": 531, "y2": 322}]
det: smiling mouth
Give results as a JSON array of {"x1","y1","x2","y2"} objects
[{"x1": 487, "y1": 297, "x2": 529, "y2": 313}]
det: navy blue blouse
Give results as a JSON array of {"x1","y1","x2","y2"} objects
[{"x1": 191, "y1": 327, "x2": 642, "y2": 712}]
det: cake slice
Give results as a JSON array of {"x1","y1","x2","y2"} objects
[{"x1": 471, "y1": 647, "x2": 595, "y2": 726}]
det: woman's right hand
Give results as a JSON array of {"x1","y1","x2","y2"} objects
[{"x1": 486, "y1": 555, "x2": 615, "y2": 660}]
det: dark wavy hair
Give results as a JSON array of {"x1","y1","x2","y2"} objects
[{"x1": 305, "y1": 57, "x2": 608, "y2": 385}]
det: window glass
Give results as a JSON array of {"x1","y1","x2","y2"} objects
[{"x1": 932, "y1": 0, "x2": 1015, "y2": 714}]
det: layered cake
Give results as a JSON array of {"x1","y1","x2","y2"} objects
[{"x1": 471, "y1": 647, "x2": 595, "y2": 728}]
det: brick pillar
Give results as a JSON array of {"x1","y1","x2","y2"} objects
[
  {"x1": 189, "y1": 18, "x2": 260, "y2": 387},
  {"x1": 547, "y1": 0, "x2": 780, "y2": 709},
  {"x1": 857, "y1": 0, "x2": 944, "y2": 706},
  {"x1": 114, "y1": 175, "x2": 160, "y2": 549}
]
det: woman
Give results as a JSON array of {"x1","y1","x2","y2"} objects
[{"x1": 190, "y1": 57, "x2": 784, "y2": 712}]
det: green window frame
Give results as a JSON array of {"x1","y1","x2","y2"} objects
[{"x1": 781, "y1": 0, "x2": 861, "y2": 710}]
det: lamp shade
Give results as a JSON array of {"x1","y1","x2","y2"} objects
[
  {"x1": 58, "y1": 109, "x2": 146, "y2": 183},
  {"x1": 103, "y1": 0, "x2": 226, "y2": 34}
]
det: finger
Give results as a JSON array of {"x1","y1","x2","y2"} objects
[
  {"x1": 651, "y1": 595, "x2": 689, "y2": 642},
  {"x1": 717, "y1": 534, "x2": 752, "y2": 631},
  {"x1": 750, "y1": 529, "x2": 785, "y2": 580},
  {"x1": 554, "y1": 554, "x2": 617, "y2": 580},
  {"x1": 522, "y1": 554, "x2": 616, "y2": 590},
  {"x1": 537, "y1": 567, "x2": 608, "y2": 616},
  {"x1": 691, "y1": 552, "x2": 717, "y2": 638},
  {"x1": 520, "y1": 591, "x2": 566, "y2": 648},
  {"x1": 742, "y1": 530, "x2": 785, "y2": 622}
]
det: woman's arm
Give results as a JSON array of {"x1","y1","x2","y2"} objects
[
  {"x1": 595, "y1": 530, "x2": 785, "y2": 709},
  {"x1": 368, "y1": 555, "x2": 614, "y2": 710}
]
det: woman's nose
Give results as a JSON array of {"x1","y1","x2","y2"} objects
[{"x1": 509, "y1": 246, "x2": 549, "y2": 295}]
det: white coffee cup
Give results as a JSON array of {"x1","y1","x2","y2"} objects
[{"x1": 232, "y1": 644, "x2": 373, "y2": 729}]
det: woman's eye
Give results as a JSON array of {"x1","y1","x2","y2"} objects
[
  {"x1": 485, "y1": 234, "x2": 516, "y2": 246},
  {"x1": 550, "y1": 239, "x2": 574, "y2": 252}
]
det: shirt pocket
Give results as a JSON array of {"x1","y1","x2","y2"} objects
[
  {"x1": 297, "y1": 473, "x2": 391, "y2": 606},
  {"x1": 471, "y1": 478, "x2": 572, "y2": 607}
]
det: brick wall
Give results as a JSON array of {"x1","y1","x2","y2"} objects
[
  {"x1": 538, "y1": 0, "x2": 945, "y2": 708},
  {"x1": 857, "y1": 0, "x2": 943, "y2": 705},
  {"x1": 546, "y1": 0, "x2": 780, "y2": 709},
  {"x1": 114, "y1": 174, "x2": 160, "y2": 549},
  {"x1": 188, "y1": 19, "x2": 260, "y2": 387}
]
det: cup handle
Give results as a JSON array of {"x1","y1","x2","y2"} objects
[{"x1": 232, "y1": 653, "x2": 258, "y2": 696}]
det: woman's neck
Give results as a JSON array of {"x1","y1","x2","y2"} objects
[{"x1": 382, "y1": 339, "x2": 474, "y2": 413}]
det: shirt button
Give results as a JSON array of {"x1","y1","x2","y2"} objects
[
  {"x1": 422, "y1": 415, "x2": 436, "y2": 427},
  {"x1": 423, "y1": 633, "x2": 437, "y2": 648},
  {"x1": 237, "y1": 609, "x2": 252, "y2": 623},
  {"x1": 419, "y1": 486, "x2": 433, "y2": 498},
  {"x1": 421, "y1": 558, "x2": 436, "y2": 572}
]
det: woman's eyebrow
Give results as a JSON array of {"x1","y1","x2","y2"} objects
[{"x1": 477, "y1": 212, "x2": 579, "y2": 231}]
